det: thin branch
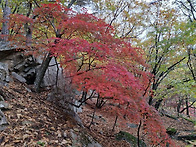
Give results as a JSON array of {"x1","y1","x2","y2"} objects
[
  {"x1": 156, "y1": 57, "x2": 186, "y2": 85},
  {"x1": 77, "y1": 55, "x2": 84, "y2": 72},
  {"x1": 112, "y1": 115, "x2": 118, "y2": 132},
  {"x1": 187, "y1": 47, "x2": 196, "y2": 80},
  {"x1": 177, "y1": 0, "x2": 191, "y2": 11},
  {"x1": 64, "y1": 66, "x2": 106, "y2": 79},
  {"x1": 187, "y1": 0, "x2": 196, "y2": 20},
  {"x1": 180, "y1": 100, "x2": 196, "y2": 113},
  {"x1": 106, "y1": 1, "x2": 128, "y2": 31},
  {"x1": 54, "y1": 57, "x2": 59, "y2": 87},
  {"x1": 67, "y1": 0, "x2": 77, "y2": 9},
  {"x1": 33, "y1": 0, "x2": 58, "y2": 35},
  {"x1": 137, "y1": 120, "x2": 142, "y2": 147},
  {"x1": 121, "y1": 25, "x2": 135, "y2": 38},
  {"x1": 88, "y1": 106, "x2": 96, "y2": 129}
]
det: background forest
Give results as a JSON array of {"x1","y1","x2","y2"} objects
[{"x1": 0, "y1": 0, "x2": 195, "y2": 146}]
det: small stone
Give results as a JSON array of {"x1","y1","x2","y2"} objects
[
  {"x1": 127, "y1": 123, "x2": 138, "y2": 128},
  {"x1": 73, "y1": 128, "x2": 79, "y2": 132},
  {"x1": 60, "y1": 139, "x2": 68, "y2": 145},
  {"x1": 66, "y1": 139, "x2": 72, "y2": 144},
  {"x1": 57, "y1": 130, "x2": 62, "y2": 137},
  {"x1": 22, "y1": 120, "x2": 34, "y2": 126},
  {"x1": 13, "y1": 140, "x2": 21, "y2": 143},
  {"x1": 26, "y1": 130, "x2": 32, "y2": 134},
  {"x1": 70, "y1": 130, "x2": 78, "y2": 140},
  {"x1": 74, "y1": 143, "x2": 82, "y2": 147},
  {"x1": 0, "y1": 95, "x2": 4, "y2": 101},
  {"x1": 23, "y1": 134, "x2": 29, "y2": 140},
  {"x1": 0, "y1": 101, "x2": 10, "y2": 110},
  {"x1": 11, "y1": 72, "x2": 26, "y2": 83},
  {"x1": 0, "y1": 110, "x2": 8, "y2": 127},
  {"x1": 63, "y1": 131, "x2": 67, "y2": 138},
  {"x1": 25, "y1": 87, "x2": 32, "y2": 92},
  {"x1": 50, "y1": 140, "x2": 58, "y2": 143}
]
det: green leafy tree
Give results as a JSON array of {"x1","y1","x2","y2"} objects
[
  {"x1": 137, "y1": 1, "x2": 187, "y2": 110},
  {"x1": 175, "y1": 0, "x2": 196, "y2": 80}
]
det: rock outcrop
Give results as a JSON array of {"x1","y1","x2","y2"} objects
[
  {"x1": 0, "y1": 42, "x2": 65, "y2": 88},
  {"x1": 0, "y1": 41, "x2": 59, "y2": 87},
  {"x1": 0, "y1": 42, "x2": 87, "y2": 142},
  {"x1": 0, "y1": 62, "x2": 9, "y2": 86}
]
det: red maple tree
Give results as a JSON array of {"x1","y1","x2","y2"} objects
[{"x1": 1, "y1": 1, "x2": 175, "y2": 146}]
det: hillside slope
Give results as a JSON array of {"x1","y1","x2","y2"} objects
[
  {"x1": 0, "y1": 81, "x2": 195, "y2": 147},
  {"x1": 0, "y1": 82, "x2": 102, "y2": 147}
]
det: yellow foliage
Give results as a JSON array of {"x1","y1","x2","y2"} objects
[{"x1": 0, "y1": 8, "x2": 3, "y2": 19}]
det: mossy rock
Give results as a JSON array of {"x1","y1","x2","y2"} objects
[
  {"x1": 115, "y1": 131, "x2": 146, "y2": 147},
  {"x1": 80, "y1": 132, "x2": 102, "y2": 147},
  {"x1": 166, "y1": 127, "x2": 177, "y2": 135},
  {"x1": 80, "y1": 133, "x2": 92, "y2": 145},
  {"x1": 180, "y1": 115, "x2": 196, "y2": 125}
]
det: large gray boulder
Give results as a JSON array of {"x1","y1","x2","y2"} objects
[
  {"x1": 0, "y1": 41, "x2": 17, "y2": 61},
  {"x1": 0, "y1": 109, "x2": 8, "y2": 131},
  {"x1": 0, "y1": 62, "x2": 9, "y2": 86},
  {"x1": 0, "y1": 41, "x2": 12, "y2": 51},
  {"x1": 42, "y1": 57, "x2": 65, "y2": 87},
  {"x1": 11, "y1": 72, "x2": 26, "y2": 83},
  {"x1": 0, "y1": 41, "x2": 65, "y2": 87}
]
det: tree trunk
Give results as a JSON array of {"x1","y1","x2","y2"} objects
[
  {"x1": 96, "y1": 94, "x2": 106, "y2": 108},
  {"x1": 177, "y1": 98, "x2": 183, "y2": 116},
  {"x1": 26, "y1": 1, "x2": 33, "y2": 46},
  {"x1": 137, "y1": 120, "x2": 142, "y2": 147},
  {"x1": 1, "y1": 0, "x2": 11, "y2": 42},
  {"x1": 33, "y1": 0, "x2": 77, "y2": 92},
  {"x1": 148, "y1": 95, "x2": 153, "y2": 105},
  {"x1": 34, "y1": 53, "x2": 52, "y2": 92},
  {"x1": 148, "y1": 82, "x2": 157, "y2": 105},
  {"x1": 80, "y1": 90, "x2": 87, "y2": 102},
  {"x1": 155, "y1": 98, "x2": 163, "y2": 110},
  {"x1": 112, "y1": 115, "x2": 118, "y2": 132},
  {"x1": 185, "y1": 97, "x2": 190, "y2": 117}
]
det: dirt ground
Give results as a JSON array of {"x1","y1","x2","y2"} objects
[
  {"x1": 0, "y1": 81, "x2": 195, "y2": 147},
  {"x1": 78, "y1": 100, "x2": 195, "y2": 147}
]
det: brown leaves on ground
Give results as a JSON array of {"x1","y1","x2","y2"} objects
[
  {"x1": 0, "y1": 81, "x2": 195, "y2": 147},
  {"x1": 0, "y1": 82, "x2": 78, "y2": 147},
  {"x1": 78, "y1": 99, "x2": 195, "y2": 147}
]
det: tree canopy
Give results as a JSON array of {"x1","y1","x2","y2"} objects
[{"x1": 1, "y1": 0, "x2": 195, "y2": 146}]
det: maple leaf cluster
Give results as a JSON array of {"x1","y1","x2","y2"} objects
[{"x1": 1, "y1": 2, "x2": 175, "y2": 146}]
